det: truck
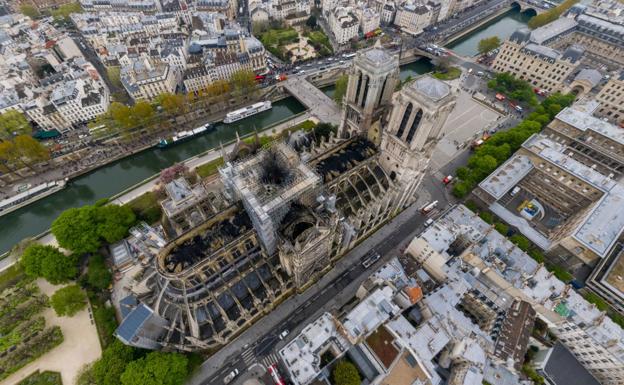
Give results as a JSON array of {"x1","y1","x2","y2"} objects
[{"x1": 420, "y1": 200, "x2": 438, "y2": 214}]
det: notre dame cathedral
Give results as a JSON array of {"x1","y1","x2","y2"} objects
[{"x1": 115, "y1": 43, "x2": 458, "y2": 352}]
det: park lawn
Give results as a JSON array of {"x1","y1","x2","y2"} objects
[
  {"x1": 305, "y1": 30, "x2": 333, "y2": 55},
  {"x1": 124, "y1": 191, "x2": 161, "y2": 224},
  {"x1": 260, "y1": 28, "x2": 298, "y2": 48},
  {"x1": 196, "y1": 157, "x2": 225, "y2": 178},
  {"x1": 18, "y1": 370, "x2": 62, "y2": 385},
  {"x1": 433, "y1": 67, "x2": 461, "y2": 80}
]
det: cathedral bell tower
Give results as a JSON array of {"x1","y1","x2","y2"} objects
[
  {"x1": 338, "y1": 40, "x2": 400, "y2": 145},
  {"x1": 380, "y1": 74, "x2": 458, "y2": 208}
]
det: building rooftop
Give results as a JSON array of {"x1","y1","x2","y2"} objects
[
  {"x1": 478, "y1": 155, "x2": 533, "y2": 200},
  {"x1": 523, "y1": 43, "x2": 561, "y2": 61},
  {"x1": 555, "y1": 107, "x2": 624, "y2": 146},
  {"x1": 529, "y1": 17, "x2": 577, "y2": 45},
  {"x1": 573, "y1": 68, "x2": 602, "y2": 87},
  {"x1": 536, "y1": 342, "x2": 602, "y2": 385},
  {"x1": 279, "y1": 312, "x2": 350, "y2": 385},
  {"x1": 343, "y1": 286, "x2": 400, "y2": 340},
  {"x1": 410, "y1": 75, "x2": 450, "y2": 101}
]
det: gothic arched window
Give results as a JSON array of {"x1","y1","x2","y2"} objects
[
  {"x1": 405, "y1": 109, "x2": 423, "y2": 143},
  {"x1": 396, "y1": 103, "x2": 412, "y2": 139}
]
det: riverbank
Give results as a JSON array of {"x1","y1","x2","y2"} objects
[{"x1": 0, "y1": 110, "x2": 313, "y2": 269}]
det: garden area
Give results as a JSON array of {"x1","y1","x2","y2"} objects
[
  {"x1": 258, "y1": 27, "x2": 300, "y2": 61},
  {"x1": 304, "y1": 30, "x2": 333, "y2": 57},
  {"x1": 18, "y1": 370, "x2": 63, "y2": 385},
  {"x1": 433, "y1": 67, "x2": 461, "y2": 80},
  {"x1": 0, "y1": 279, "x2": 64, "y2": 382},
  {"x1": 487, "y1": 73, "x2": 539, "y2": 107}
]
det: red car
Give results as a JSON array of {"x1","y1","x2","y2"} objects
[{"x1": 443, "y1": 175, "x2": 453, "y2": 185}]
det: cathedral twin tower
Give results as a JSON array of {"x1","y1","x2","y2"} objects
[{"x1": 338, "y1": 42, "x2": 459, "y2": 209}]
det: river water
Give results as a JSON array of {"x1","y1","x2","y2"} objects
[
  {"x1": 0, "y1": 9, "x2": 530, "y2": 253},
  {"x1": 446, "y1": 8, "x2": 533, "y2": 57}
]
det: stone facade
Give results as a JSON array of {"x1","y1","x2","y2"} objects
[{"x1": 339, "y1": 43, "x2": 400, "y2": 145}]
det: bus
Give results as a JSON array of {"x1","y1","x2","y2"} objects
[
  {"x1": 362, "y1": 250, "x2": 381, "y2": 268},
  {"x1": 420, "y1": 201, "x2": 438, "y2": 214},
  {"x1": 342, "y1": 53, "x2": 356, "y2": 59},
  {"x1": 268, "y1": 364, "x2": 286, "y2": 385}
]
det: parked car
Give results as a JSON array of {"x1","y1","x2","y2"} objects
[
  {"x1": 224, "y1": 369, "x2": 239, "y2": 384},
  {"x1": 442, "y1": 175, "x2": 453, "y2": 185},
  {"x1": 424, "y1": 218, "x2": 434, "y2": 227},
  {"x1": 279, "y1": 330, "x2": 289, "y2": 340}
]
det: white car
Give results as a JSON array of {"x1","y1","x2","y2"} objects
[
  {"x1": 224, "y1": 369, "x2": 239, "y2": 384},
  {"x1": 279, "y1": 330, "x2": 289, "y2": 340}
]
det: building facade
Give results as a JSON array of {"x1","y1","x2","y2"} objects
[{"x1": 339, "y1": 43, "x2": 400, "y2": 145}]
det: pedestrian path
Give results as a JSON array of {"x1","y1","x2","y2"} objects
[
  {"x1": 260, "y1": 353, "x2": 280, "y2": 369},
  {"x1": 241, "y1": 348, "x2": 255, "y2": 366}
]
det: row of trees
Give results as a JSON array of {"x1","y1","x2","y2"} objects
[
  {"x1": 93, "y1": 70, "x2": 256, "y2": 140},
  {"x1": 452, "y1": 91, "x2": 576, "y2": 198},
  {"x1": 0, "y1": 135, "x2": 50, "y2": 174},
  {"x1": 0, "y1": 110, "x2": 32, "y2": 140},
  {"x1": 527, "y1": 0, "x2": 579, "y2": 29}
]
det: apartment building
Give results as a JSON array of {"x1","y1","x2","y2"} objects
[
  {"x1": 409, "y1": 204, "x2": 624, "y2": 385},
  {"x1": 594, "y1": 72, "x2": 624, "y2": 126},
  {"x1": 357, "y1": 7, "x2": 380, "y2": 34},
  {"x1": 329, "y1": 6, "x2": 359, "y2": 44},
  {"x1": 393, "y1": 1, "x2": 438, "y2": 36},
  {"x1": 491, "y1": 28, "x2": 583, "y2": 93},
  {"x1": 121, "y1": 57, "x2": 178, "y2": 101},
  {"x1": 80, "y1": 0, "x2": 162, "y2": 12}
]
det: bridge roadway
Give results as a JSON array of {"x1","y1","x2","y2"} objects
[{"x1": 281, "y1": 76, "x2": 342, "y2": 126}]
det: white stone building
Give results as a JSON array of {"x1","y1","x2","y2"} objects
[
  {"x1": 329, "y1": 6, "x2": 359, "y2": 45},
  {"x1": 357, "y1": 7, "x2": 380, "y2": 34},
  {"x1": 394, "y1": 1, "x2": 436, "y2": 35},
  {"x1": 120, "y1": 57, "x2": 179, "y2": 101}
]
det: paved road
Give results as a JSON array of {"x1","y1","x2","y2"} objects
[{"x1": 281, "y1": 78, "x2": 342, "y2": 125}]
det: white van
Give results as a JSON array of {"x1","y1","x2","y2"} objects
[
  {"x1": 424, "y1": 218, "x2": 434, "y2": 227},
  {"x1": 510, "y1": 186, "x2": 521, "y2": 197}
]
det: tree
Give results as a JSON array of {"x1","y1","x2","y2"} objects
[
  {"x1": 159, "y1": 163, "x2": 188, "y2": 185},
  {"x1": 306, "y1": 14, "x2": 317, "y2": 29},
  {"x1": 528, "y1": 0, "x2": 578, "y2": 29},
  {"x1": 229, "y1": 69, "x2": 256, "y2": 96},
  {"x1": 121, "y1": 352, "x2": 188, "y2": 385},
  {"x1": 332, "y1": 361, "x2": 361, "y2": 385},
  {"x1": 494, "y1": 222, "x2": 509, "y2": 235},
  {"x1": 51, "y1": 285, "x2": 87, "y2": 316},
  {"x1": 131, "y1": 101, "x2": 155, "y2": 126},
  {"x1": 52, "y1": 206, "x2": 101, "y2": 254},
  {"x1": 96, "y1": 204, "x2": 136, "y2": 243},
  {"x1": 85, "y1": 340, "x2": 137, "y2": 385},
  {"x1": 0, "y1": 110, "x2": 33, "y2": 140},
  {"x1": 50, "y1": 2, "x2": 83, "y2": 22},
  {"x1": 14, "y1": 135, "x2": 50, "y2": 167},
  {"x1": 510, "y1": 234, "x2": 531, "y2": 251},
  {"x1": 432, "y1": 55, "x2": 451, "y2": 72},
  {"x1": 0, "y1": 140, "x2": 20, "y2": 172},
  {"x1": 477, "y1": 36, "x2": 501, "y2": 55},
  {"x1": 334, "y1": 75, "x2": 348, "y2": 104},
  {"x1": 20, "y1": 244, "x2": 78, "y2": 284},
  {"x1": 156, "y1": 93, "x2": 186, "y2": 116},
  {"x1": 86, "y1": 254, "x2": 112, "y2": 290},
  {"x1": 20, "y1": 4, "x2": 40, "y2": 18},
  {"x1": 52, "y1": 204, "x2": 136, "y2": 254}
]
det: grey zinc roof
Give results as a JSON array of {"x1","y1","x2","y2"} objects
[
  {"x1": 411, "y1": 75, "x2": 450, "y2": 101},
  {"x1": 542, "y1": 342, "x2": 601, "y2": 385},
  {"x1": 363, "y1": 47, "x2": 392, "y2": 64},
  {"x1": 561, "y1": 45, "x2": 584, "y2": 63},
  {"x1": 574, "y1": 68, "x2": 602, "y2": 87},
  {"x1": 523, "y1": 43, "x2": 561, "y2": 61},
  {"x1": 529, "y1": 17, "x2": 577, "y2": 45},
  {"x1": 509, "y1": 28, "x2": 531, "y2": 43}
]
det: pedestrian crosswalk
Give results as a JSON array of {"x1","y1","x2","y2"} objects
[
  {"x1": 261, "y1": 353, "x2": 280, "y2": 368},
  {"x1": 241, "y1": 348, "x2": 255, "y2": 366}
]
